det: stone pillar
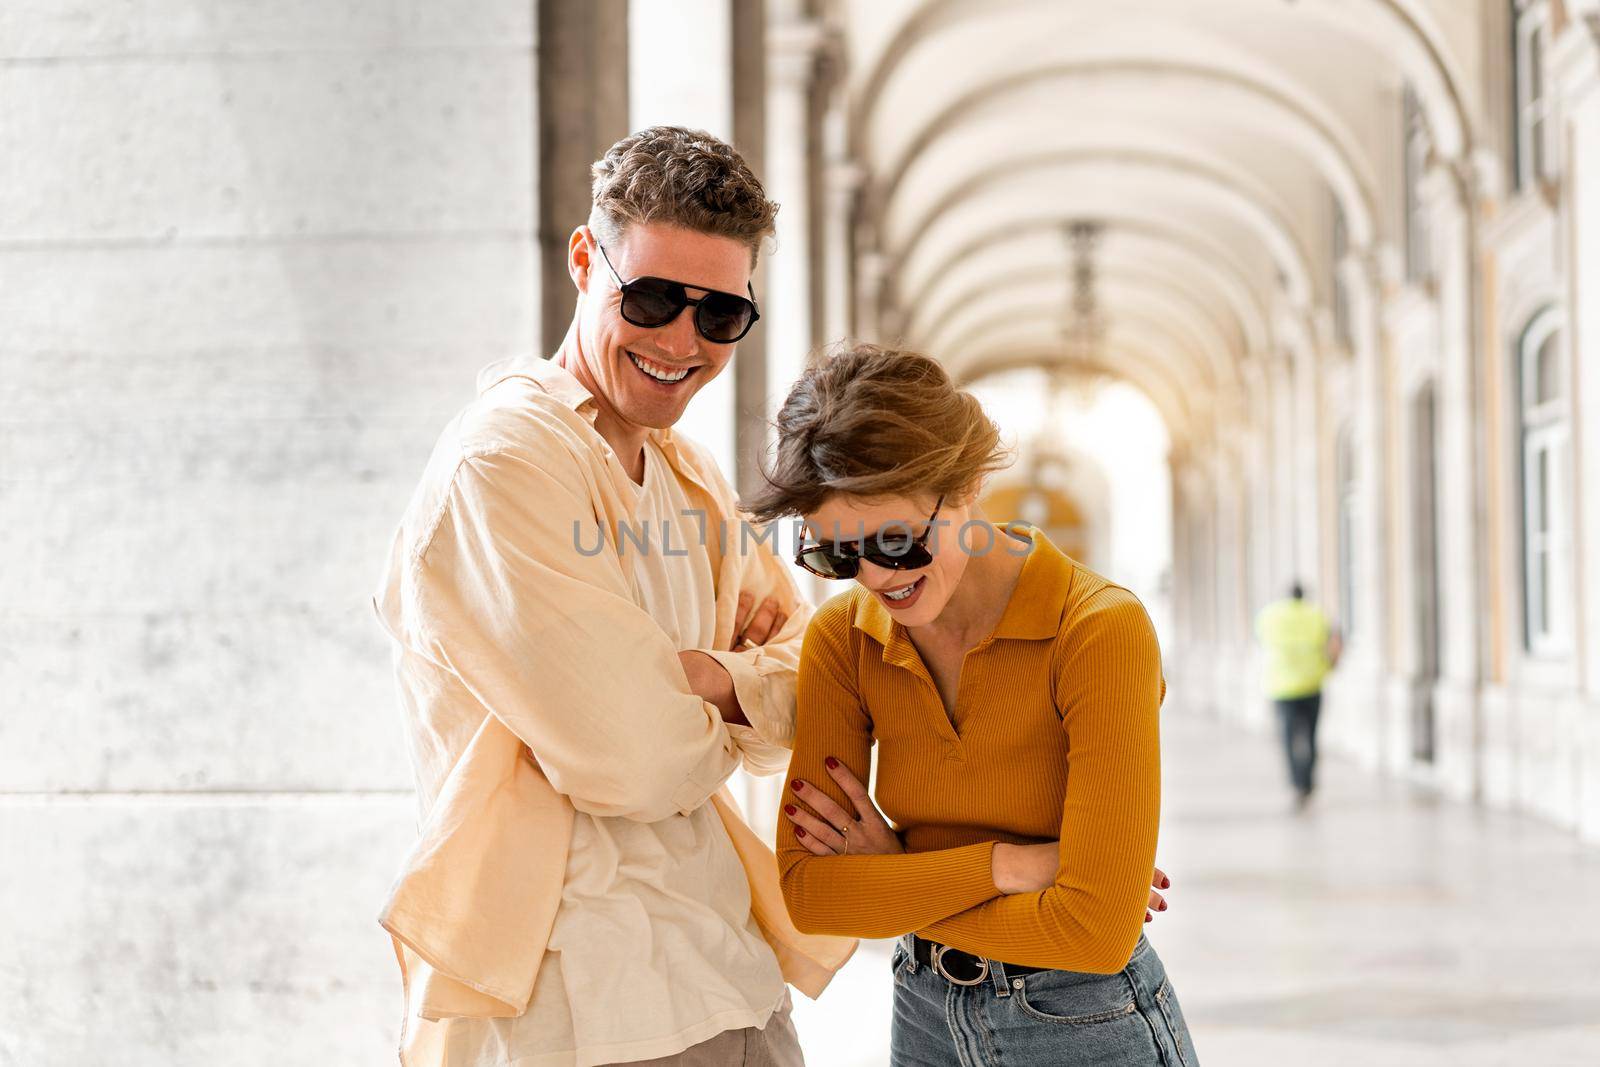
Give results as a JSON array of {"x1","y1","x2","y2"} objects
[
  {"x1": 1419, "y1": 156, "x2": 1485, "y2": 801},
  {"x1": 1169, "y1": 452, "x2": 1203, "y2": 716},
  {"x1": 1212, "y1": 435, "x2": 1254, "y2": 721},
  {"x1": 821, "y1": 121, "x2": 863, "y2": 346},
  {"x1": 1238, "y1": 371, "x2": 1270, "y2": 594},
  {"x1": 537, "y1": 0, "x2": 629, "y2": 356},
  {"x1": 1183, "y1": 442, "x2": 1222, "y2": 721},
  {"x1": 0, "y1": 3, "x2": 539, "y2": 1055},
  {"x1": 1265, "y1": 351, "x2": 1300, "y2": 596},
  {"x1": 765, "y1": 9, "x2": 831, "y2": 608},
  {"x1": 732, "y1": 0, "x2": 771, "y2": 501},
  {"x1": 855, "y1": 245, "x2": 888, "y2": 341},
  {"x1": 1286, "y1": 326, "x2": 1324, "y2": 591},
  {"x1": 1246, "y1": 402, "x2": 1275, "y2": 729},
  {"x1": 1209, "y1": 443, "x2": 1232, "y2": 720},
  {"x1": 1341, "y1": 247, "x2": 1392, "y2": 770},
  {"x1": 764, "y1": 13, "x2": 828, "y2": 410},
  {"x1": 1554, "y1": 10, "x2": 1600, "y2": 841},
  {"x1": 1169, "y1": 459, "x2": 1191, "y2": 652},
  {"x1": 628, "y1": 0, "x2": 739, "y2": 477}
]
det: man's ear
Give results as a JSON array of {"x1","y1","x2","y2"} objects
[{"x1": 568, "y1": 225, "x2": 593, "y2": 293}]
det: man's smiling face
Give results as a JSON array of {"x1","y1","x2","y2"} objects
[{"x1": 571, "y1": 220, "x2": 753, "y2": 432}]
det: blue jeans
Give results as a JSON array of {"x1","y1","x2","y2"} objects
[
  {"x1": 1275, "y1": 692, "x2": 1322, "y2": 796},
  {"x1": 889, "y1": 933, "x2": 1197, "y2": 1066}
]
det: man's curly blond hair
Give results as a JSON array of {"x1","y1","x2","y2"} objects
[{"x1": 589, "y1": 126, "x2": 778, "y2": 264}]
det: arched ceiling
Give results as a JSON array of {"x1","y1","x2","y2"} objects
[{"x1": 836, "y1": 0, "x2": 1484, "y2": 446}]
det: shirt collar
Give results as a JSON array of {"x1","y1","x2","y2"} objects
[
  {"x1": 474, "y1": 352, "x2": 715, "y2": 501},
  {"x1": 476, "y1": 352, "x2": 600, "y2": 421},
  {"x1": 852, "y1": 522, "x2": 1073, "y2": 652}
]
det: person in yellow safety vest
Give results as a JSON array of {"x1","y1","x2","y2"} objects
[{"x1": 1254, "y1": 581, "x2": 1343, "y2": 810}]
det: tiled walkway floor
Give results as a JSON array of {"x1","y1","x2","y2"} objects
[{"x1": 790, "y1": 712, "x2": 1600, "y2": 1065}]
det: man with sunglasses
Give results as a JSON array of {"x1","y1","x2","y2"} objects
[{"x1": 371, "y1": 127, "x2": 851, "y2": 1066}]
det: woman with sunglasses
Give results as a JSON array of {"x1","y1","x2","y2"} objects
[{"x1": 746, "y1": 343, "x2": 1198, "y2": 1066}]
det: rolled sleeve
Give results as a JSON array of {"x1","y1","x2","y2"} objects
[
  {"x1": 700, "y1": 521, "x2": 814, "y2": 774},
  {"x1": 702, "y1": 617, "x2": 802, "y2": 755}
]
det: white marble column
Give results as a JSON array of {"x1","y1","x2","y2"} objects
[
  {"x1": 1240, "y1": 385, "x2": 1273, "y2": 706},
  {"x1": 629, "y1": 0, "x2": 739, "y2": 478},
  {"x1": 855, "y1": 246, "x2": 888, "y2": 341},
  {"x1": 1264, "y1": 355, "x2": 1297, "y2": 602},
  {"x1": 1169, "y1": 459, "x2": 1191, "y2": 652},
  {"x1": 1185, "y1": 443, "x2": 1224, "y2": 721},
  {"x1": 1288, "y1": 328, "x2": 1324, "y2": 593},
  {"x1": 1204, "y1": 455, "x2": 1229, "y2": 718},
  {"x1": 822, "y1": 153, "x2": 863, "y2": 346},
  {"x1": 816, "y1": 59, "x2": 860, "y2": 348},
  {"x1": 1214, "y1": 434, "x2": 1257, "y2": 722},
  {"x1": 764, "y1": 11, "x2": 833, "y2": 611},
  {"x1": 1554, "y1": 10, "x2": 1600, "y2": 841},
  {"x1": 0, "y1": 2, "x2": 538, "y2": 1055},
  {"x1": 1340, "y1": 247, "x2": 1392, "y2": 770},
  {"x1": 1170, "y1": 453, "x2": 1211, "y2": 718},
  {"x1": 764, "y1": 15, "x2": 826, "y2": 409},
  {"x1": 1419, "y1": 157, "x2": 1484, "y2": 801}
]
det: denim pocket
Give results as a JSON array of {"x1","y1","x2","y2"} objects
[{"x1": 1012, "y1": 968, "x2": 1139, "y2": 1025}]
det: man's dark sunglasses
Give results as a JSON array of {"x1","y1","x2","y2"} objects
[
  {"x1": 795, "y1": 496, "x2": 945, "y2": 580},
  {"x1": 596, "y1": 239, "x2": 760, "y2": 344}
]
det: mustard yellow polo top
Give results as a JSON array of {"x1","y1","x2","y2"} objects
[{"x1": 777, "y1": 524, "x2": 1165, "y2": 973}]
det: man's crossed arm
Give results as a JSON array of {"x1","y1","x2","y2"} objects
[
  {"x1": 410, "y1": 447, "x2": 800, "y2": 819},
  {"x1": 680, "y1": 591, "x2": 791, "y2": 728}
]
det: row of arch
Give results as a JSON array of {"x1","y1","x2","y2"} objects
[{"x1": 833, "y1": 0, "x2": 1483, "y2": 446}]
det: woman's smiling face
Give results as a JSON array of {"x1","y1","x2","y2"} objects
[{"x1": 802, "y1": 492, "x2": 974, "y2": 627}]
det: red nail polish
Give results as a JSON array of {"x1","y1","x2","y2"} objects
[
  {"x1": 825, "y1": 757, "x2": 839, "y2": 769},
  {"x1": 1161, "y1": 878, "x2": 1171, "y2": 889},
  {"x1": 784, "y1": 805, "x2": 796, "y2": 816},
  {"x1": 1145, "y1": 914, "x2": 1152, "y2": 923},
  {"x1": 1159, "y1": 902, "x2": 1167, "y2": 911},
  {"x1": 791, "y1": 779, "x2": 804, "y2": 792},
  {"x1": 795, "y1": 826, "x2": 807, "y2": 838}
]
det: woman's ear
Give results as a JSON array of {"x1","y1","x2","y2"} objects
[{"x1": 949, "y1": 478, "x2": 986, "y2": 511}]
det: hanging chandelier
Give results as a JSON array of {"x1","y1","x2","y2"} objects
[{"x1": 1046, "y1": 219, "x2": 1108, "y2": 413}]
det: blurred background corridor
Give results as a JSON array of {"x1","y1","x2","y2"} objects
[{"x1": 4, "y1": 0, "x2": 1600, "y2": 1063}]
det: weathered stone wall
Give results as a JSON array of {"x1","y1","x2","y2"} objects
[{"x1": 0, "y1": 3, "x2": 537, "y2": 1061}]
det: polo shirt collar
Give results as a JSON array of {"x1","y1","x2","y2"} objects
[{"x1": 852, "y1": 522, "x2": 1071, "y2": 654}]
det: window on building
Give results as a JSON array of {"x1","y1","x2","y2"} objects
[
  {"x1": 1331, "y1": 194, "x2": 1352, "y2": 351},
  {"x1": 1511, "y1": 0, "x2": 1558, "y2": 192},
  {"x1": 1402, "y1": 84, "x2": 1431, "y2": 285},
  {"x1": 1336, "y1": 424, "x2": 1357, "y2": 639},
  {"x1": 1518, "y1": 308, "x2": 1570, "y2": 655}
]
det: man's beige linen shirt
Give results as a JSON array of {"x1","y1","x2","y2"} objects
[{"x1": 371, "y1": 353, "x2": 854, "y2": 1064}]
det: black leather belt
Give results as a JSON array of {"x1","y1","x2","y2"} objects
[{"x1": 910, "y1": 935, "x2": 1048, "y2": 987}]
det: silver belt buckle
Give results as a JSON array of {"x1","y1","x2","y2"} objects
[{"x1": 931, "y1": 944, "x2": 989, "y2": 987}]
